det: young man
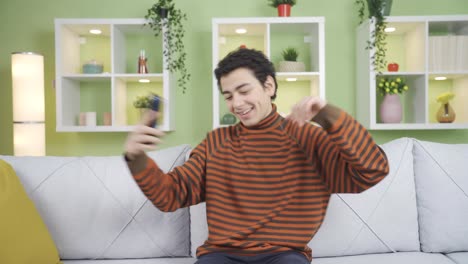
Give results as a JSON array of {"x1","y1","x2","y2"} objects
[{"x1": 124, "y1": 48, "x2": 389, "y2": 264}]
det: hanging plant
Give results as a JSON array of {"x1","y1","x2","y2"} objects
[
  {"x1": 145, "y1": 0, "x2": 190, "y2": 93},
  {"x1": 356, "y1": 0, "x2": 392, "y2": 73}
]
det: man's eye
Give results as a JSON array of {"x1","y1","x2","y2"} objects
[{"x1": 224, "y1": 96, "x2": 232, "y2": 101}]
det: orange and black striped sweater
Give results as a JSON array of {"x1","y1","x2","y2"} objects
[{"x1": 131, "y1": 105, "x2": 389, "y2": 261}]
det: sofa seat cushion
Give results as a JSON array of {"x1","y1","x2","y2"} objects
[
  {"x1": 413, "y1": 140, "x2": 468, "y2": 253},
  {"x1": 308, "y1": 138, "x2": 420, "y2": 257},
  {"x1": 313, "y1": 252, "x2": 455, "y2": 264},
  {"x1": 0, "y1": 159, "x2": 61, "y2": 264},
  {"x1": 62, "y1": 258, "x2": 195, "y2": 264},
  {"x1": 0, "y1": 145, "x2": 192, "y2": 260},
  {"x1": 446, "y1": 252, "x2": 468, "y2": 264}
]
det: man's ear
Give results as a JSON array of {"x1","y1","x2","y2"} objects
[{"x1": 264, "y1": 76, "x2": 275, "y2": 96}]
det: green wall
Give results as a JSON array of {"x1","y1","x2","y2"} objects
[{"x1": 1, "y1": 0, "x2": 468, "y2": 156}]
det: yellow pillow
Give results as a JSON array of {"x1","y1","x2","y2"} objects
[{"x1": 0, "y1": 159, "x2": 61, "y2": 264}]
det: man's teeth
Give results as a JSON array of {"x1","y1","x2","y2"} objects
[{"x1": 237, "y1": 109, "x2": 251, "y2": 115}]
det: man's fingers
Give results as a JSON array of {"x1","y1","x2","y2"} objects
[{"x1": 134, "y1": 124, "x2": 165, "y2": 137}]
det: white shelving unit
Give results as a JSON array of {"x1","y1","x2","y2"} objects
[
  {"x1": 55, "y1": 18, "x2": 175, "y2": 132},
  {"x1": 356, "y1": 15, "x2": 468, "y2": 130},
  {"x1": 212, "y1": 17, "x2": 325, "y2": 129}
]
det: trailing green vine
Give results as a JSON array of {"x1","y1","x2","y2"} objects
[
  {"x1": 145, "y1": 0, "x2": 190, "y2": 93},
  {"x1": 356, "y1": 0, "x2": 389, "y2": 73}
]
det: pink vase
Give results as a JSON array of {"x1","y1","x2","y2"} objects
[{"x1": 380, "y1": 94, "x2": 402, "y2": 123}]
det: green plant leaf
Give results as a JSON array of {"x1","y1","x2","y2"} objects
[{"x1": 282, "y1": 47, "x2": 299, "y2": 61}]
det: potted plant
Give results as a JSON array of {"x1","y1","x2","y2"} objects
[
  {"x1": 268, "y1": 0, "x2": 297, "y2": 17},
  {"x1": 356, "y1": 0, "x2": 393, "y2": 73},
  {"x1": 133, "y1": 93, "x2": 157, "y2": 109},
  {"x1": 436, "y1": 92, "x2": 456, "y2": 123},
  {"x1": 145, "y1": 0, "x2": 190, "y2": 93},
  {"x1": 377, "y1": 76, "x2": 408, "y2": 123},
  {"x1": 278, "y1": 47, "x2": 305, "y2": 72},
  {"x1": 133, "y1": 92, "x2": 160, "y2": 120}
]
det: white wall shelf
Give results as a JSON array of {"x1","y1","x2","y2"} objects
[
  {"x1": 55, "y1": 18, "x2": 175, "y2": 132},
  {"x1": 356, "y1": 15, "x2": 468, "y2": 130},
  {"x1": 212, "y1": 17, "x2": 325, "y2": 129}
]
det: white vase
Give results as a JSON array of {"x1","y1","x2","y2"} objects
[{"x1": 380, "y1": 94, "x2": 402, "y2": 123}]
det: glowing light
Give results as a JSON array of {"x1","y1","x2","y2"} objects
[
  {"x1": 89, "y1": 29, "x2": 102, "y2": 35},
  {"x1": 235, "y1": 28, "x2": 247, "y2": 34}
]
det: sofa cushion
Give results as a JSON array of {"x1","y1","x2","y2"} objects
[
  {"x1": 313, "y1": 252, "x2": 455, "y2": 264},
  {"x1": 62, "y1": 258, "x2": 196, "y2": 264},
  {"x1": 308, "y1": 137, "x2": 420, "y2": 257},
  {"x1": 413, "y1": 140, "x2": 468, "y2": 253},
  {"x1": 0, "y1": 159, "x2": 61, "y2": 264},
  {"x1": 445, "y1": 252, "x2": 468, "y2": 264},
  {"x1": 0, "y1": 144, "x2": 192, "y2": 260}
]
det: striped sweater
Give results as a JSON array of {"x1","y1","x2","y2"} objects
[{"x1": 131, "y1": 105, "x2": 389, "y2": 260}]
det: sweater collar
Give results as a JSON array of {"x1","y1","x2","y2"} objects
[{"x1": 238, "y1": 104, "x2": 282, "y2": 131}]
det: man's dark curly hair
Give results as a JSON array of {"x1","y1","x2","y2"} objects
[{"x1": 214, "y1": 48, "x2": 278, "y2": 100}]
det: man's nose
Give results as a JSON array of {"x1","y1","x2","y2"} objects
[{"x1": 232, "y1": 95, "x2": 243, "y2": 107}]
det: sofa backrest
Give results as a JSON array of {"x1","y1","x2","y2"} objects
[
  {"x1": 0, "y1": 144, "x2": 192, "y2": 260},
  {"x1": 308, "y1": 137, "x2": 420, "y2": 257},
  {"x1": 412, "y1": 139, "x2": 468, "y2": 253},
  {"x1": 172, "y1": 139, "x2": 468, "y2": 257}
]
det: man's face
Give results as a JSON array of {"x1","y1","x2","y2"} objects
[{"x1": 220, "y1": 68, "x2": 274, "y2": 127}]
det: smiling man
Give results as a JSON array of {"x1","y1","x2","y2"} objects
[{"x1": 124, "y1": 48, "x2": 389, "y2": 264}]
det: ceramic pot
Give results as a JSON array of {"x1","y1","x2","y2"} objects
[
  {"x1": 277, "y1": 4, "x2": 291, "y2": 17},
  {"x1": 278, "y1": 61, "x2": 305, "y2": 72}
]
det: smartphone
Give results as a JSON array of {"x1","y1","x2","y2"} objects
[{"x1": 150, "y1": 94, "x2": 160, "y2": 128}]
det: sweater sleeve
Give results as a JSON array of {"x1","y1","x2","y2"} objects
[
  {"x1": 131, "y1": 140, "x2": 208, "y2": 212},
  {"x1": 289, "y1": 107, "x2": 389, "y2": 193}
]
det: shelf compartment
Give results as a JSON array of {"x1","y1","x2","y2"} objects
[
  {"x1": 428, "y1": 74, "x2": 468, "y2": 124},
  {"x1": 217, "y1": 23, "x2": 267, "y2": 59},
  {"x1": 385, "y1": 21, "x2": 426, "y2": 72},
  {"x1": 56, "y1": 23, "x2": 111, "y2": 75},
  {"x1": 113, "y1": 23, "x2": 163, "y2": 74},
  {"x1": 58, "y1": 77, "x2": 112, "y2": 128},
  {"x1": 375, "y1": 74, "x2": 426, "y2": 124},
  {"x1": 270, "y1": 22, "x2": 319, "y2": 72},
  {"x1": 276, "y1": 76, "x2": 320, "y2": 116},
  {"x1": 429, "y1": 20, "x2": 468, "y2": 72},
  {"x1": 114, "y1": 76, "x2": 164, "y2": 127}
]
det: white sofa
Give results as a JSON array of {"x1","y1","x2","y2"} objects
[{"x1": 1, "y1": 138, "x2": 467, "y2": 264}]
